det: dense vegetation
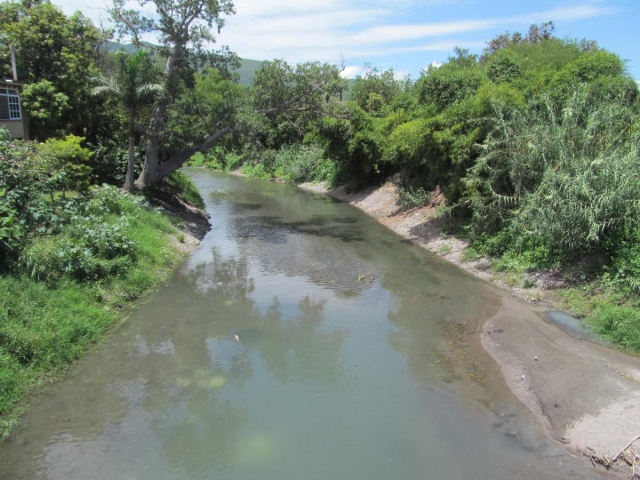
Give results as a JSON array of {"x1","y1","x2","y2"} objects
[
  {"x1": 0, "y1": 0, "x2": 210, "y2": 436},
  {"x1": 0, "y1": 0, "x2": 639, "y2": 437},
  {"x1": 191, "y1": 24, "x2": 640, "y2": 350},
  {"x1": 0, "y1": 128, "x2": 198, "y2": 436}
]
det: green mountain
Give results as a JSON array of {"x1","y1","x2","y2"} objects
[
  {"x1": 235, "y1": 58, "x2": 263, "y2": 86},
  {"x1": 106, "y1": 42, "x2": 263, "y2": 86}
]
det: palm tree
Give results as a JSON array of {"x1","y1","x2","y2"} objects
[{"x1": 92, "y1": 50, "x2": 162, "y2": 192}]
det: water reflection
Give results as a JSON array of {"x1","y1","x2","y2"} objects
[{"x1": 0, "y1": 171, "x2": 599, "y2": 480}]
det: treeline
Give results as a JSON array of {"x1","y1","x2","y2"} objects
[{"x1": 201, "y1": 24, "x2": 640, "y2": 348}]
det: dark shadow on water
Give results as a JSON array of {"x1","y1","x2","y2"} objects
[
  {"x1": 232, "y1": 215, "x2": 365, "y2": 243},
  {"x1": 231, "y1": 202, "x2": 262, "y2": 211}
]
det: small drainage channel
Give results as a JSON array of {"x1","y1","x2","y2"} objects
[{"x1": 542, "y1": 311, "x2": 606, "y2": 345}]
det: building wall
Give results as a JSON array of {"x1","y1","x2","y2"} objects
[{"x1": 0, "y1": 119, "x2": 25, "y2": 139}]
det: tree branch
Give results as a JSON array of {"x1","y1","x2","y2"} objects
[
  {"x1": 257, "y1": 84, "x2": 324, "y2": 116},
  {"x1": 151, "y1": 126, "x2": 233, "y2": 181}
]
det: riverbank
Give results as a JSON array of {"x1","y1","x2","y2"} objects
[
  {"x1": 0, "y1": 178, "x2": 211, "y2": 439},
  {"x1": 299, "y1": 178, "x2": 640, "y2": 476}
]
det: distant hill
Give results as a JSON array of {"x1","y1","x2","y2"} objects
[
  {"x1": 106, "y1": 41, "x2": 157, "y2": 54},
  {"x1": 235, "y1": 58, "x2": 263, "y2": 86},
  {"x1": 106, "y1": 42, "x2": 263, "y2": 86}
]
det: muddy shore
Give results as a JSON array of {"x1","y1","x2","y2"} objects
[{"x1": 299, "y1": 179, "x2": 640, "y2": 476}]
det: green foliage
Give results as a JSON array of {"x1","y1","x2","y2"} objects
[
  {"x1": 417, "y1": 62, "x2": 484, "y2": 111},
  {"x1": 466, "y1": 90, "x2": 640, "y2": 260},
  {"x1": 167, "y1": 171, "x2": 205, "y2": 209},
  {"x1": 397, "y1": 177, "x2": 430, "y2": 209},
  {"x1": 36, "y1": 135, "x2": 95, "y2": 195},
  {"x1": 240, "y1": 162, "x2": 270, "y2": 180},
  {"x1": 224, "y1": 152, "x2": 245, "y2": 172},
  {"x1": 20, "y1": 81, "x2": 71, "y2": 138},
  {"x1": 0, "y1": 183, "x2": 185, "y2": 434},
  {"x1": 0, "y1": 1, "x2": 106, "y2": 139},
  {"x1": 460, "y1": 247, "x2": 480, "y2": 263},
  {"x1": 273, "y1": 144, "x2": 335, "y2": 184},
  {"x1": 22, "y1": 216, "x2": 137, "y2": 281},
  {"x1": 590, "y1": 306, "x2": 640, "y2": 351},
  {"x1": 605, "y1": 227, "x2": 640, "y2": 293},
  {"x1": 349, "y1": 67, "x2": 400, "y2": 116},
  {"x1": 487, "y1": 51, "x2": 521, "y2": 83}
]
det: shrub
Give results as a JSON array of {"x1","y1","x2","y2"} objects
[
  {"x1": 397, "y1": 182, "x2": 430, "y2": 209},
  {"x1": 590, "y1": 306, "x2": 640, "y2": 351},
  {"x1": 605, "y1": 227, "x2": 640, "y2": 293},
  {"x1": 224, "y1": 152, "x2": 244, "y2": 172},
  {"x1": 465, "y1": 89, "x2": 640, "y2": 260},
  {"x1": 21, "y1": 216, "x2": 137, "y2": 281},
  {"x1": 35, "y1": 135, "x2": 94, "y2": 197},
  {"x1": 274, "y1": 144, "x2": 334, "y2": 184}
]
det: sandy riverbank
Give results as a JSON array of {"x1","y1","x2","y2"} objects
[{"x1": 299, "y1": 179, "x2": 640, "y2": 476}]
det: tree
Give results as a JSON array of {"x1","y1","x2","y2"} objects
[
  {"x1": 109, "y1": 0, "x2": 235, "y2": 188},
  {"x1": 92, "y1": 50, "x2": 162, "y2": 191},
  {"x1": 0, "y1": 1, "x2": 107, "y2": 139},
  {"x1": 110, "y1": 0, "x2": 346, "y2": 188}
]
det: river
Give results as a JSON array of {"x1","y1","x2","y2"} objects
[{"x1": 0, "y1": 169, "x2": 600, "y2": 479}]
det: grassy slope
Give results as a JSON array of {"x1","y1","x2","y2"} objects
[{"x1": 0, "y1": 182, "x2": 203, "y2": 439}]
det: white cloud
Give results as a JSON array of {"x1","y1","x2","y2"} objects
[
  {"x1": 340, "y1": 66, "x2": 363, "y2": 79},
  {"x1": 393, "y1": 70, "x2": 411, "y2": 80},
  {"x1": 54, "y1": 0, "x2": 616, "y2": 70},
  {"x1": 424, "y1": 61, "x2": 443, "y2": 71},
  {"x1": 219, "y1": 3, "x2": 613, "y2": 64}
]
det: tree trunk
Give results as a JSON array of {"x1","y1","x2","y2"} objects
[
  {"x1": 136, "y1": 126, "x2": 233, "y2": 188},
  {"x1": 124, "y1": 112, "x2": 136, "y2": 192},
  {"x1": 136, "y1": 117, "x2": 161, "y2": 188},
  {"x1": 135, "y1": 43, "x2": 182, "y2": 189},
  {"x1": 155, "y1": 127, "x2": 232, "y2": 179}
]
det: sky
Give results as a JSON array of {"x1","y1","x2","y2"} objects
[{"x1": 56, "y1": 0, "x2": 640, "y2": 81}]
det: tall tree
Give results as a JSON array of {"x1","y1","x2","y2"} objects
[
  {"x1": 110, "y1": 0, "x2": 346, "y2": 188},
  {"x1": 0, "y1": 1, "x2": 108, "y2": 139},
  {"x1": 109, "y1": 0, "x2": 235, "y2": 188},
  {"x1": 92, "y1": 50, "x2": 162, "y2": 192}
]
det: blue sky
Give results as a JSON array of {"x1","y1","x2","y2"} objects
[{"x1": 57, "y1": 0, "x2": 640, "y2": 81}]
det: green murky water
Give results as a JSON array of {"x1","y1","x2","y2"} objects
[{"x1": 0, "y1": 170, "x2": 598, "y2": 479}]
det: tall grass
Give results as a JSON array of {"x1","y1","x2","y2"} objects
[
  {"x1": 168, "y1": 170, "x2": 205, "y2": 209},
  {"x1": 466, "y1": 89, "x2": 640, "y2": 258},
  {"x1": 0, "y1": 186, "x2": 186, "y2": 438}
]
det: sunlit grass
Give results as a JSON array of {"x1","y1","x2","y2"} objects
[{"x1": 0, "y1": 190, "x2": 187, "y2": 439}]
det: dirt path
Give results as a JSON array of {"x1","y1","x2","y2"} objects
[{"x1": 300, "y1": 180, "x2": 640, "y2": 477}]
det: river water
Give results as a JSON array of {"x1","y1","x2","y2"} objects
[{"x1": 0, "y1": 170, "x2": 599, "y2": 479}]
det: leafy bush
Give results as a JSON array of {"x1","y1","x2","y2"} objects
[
  {"x1": 224, "y1": 152, "x2": 244, "y2": 172},
  {"x1": 35, "y1": 135, "x2": 94, "y2": 197},
  {"x1": 21, "y1": 80, "x2": 71, "y2": 139},
  {"x1": 465, "y1": 90, "x2": 640, "y2": 259},
  {"x1": 240, "y1": 161, "x2": 270, "y2": 179},
  {"x1": 0, "y1": 196, "x2": 20, "y2": 254},
  {"x1": 0, "y1": 180, "x2": 185, "y2": 434},
  {"x1": 417, "y1": 64, "x2": 483, "y2": 110},
  {"x1": 605, "y1": 227, "x2": 640, "y2": 293},
  {"x1": 590, "y1": 306, "x2": 640, "y2": 350},
  {"x1": 274, "y1": 144, "x2": 335, "y2": 184},
  {"x1": 21, "y1": 215, "x2": 137, "y2": 281},
  {"x1": 397, "y1": 180, "x2": 430, "y2": 209}
]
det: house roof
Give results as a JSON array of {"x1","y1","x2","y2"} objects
[{"x1": 0, "y1": 79, "x2": 25, "y2": 87}]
